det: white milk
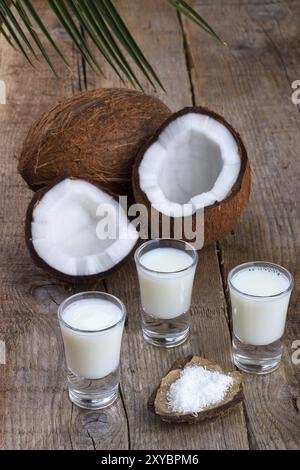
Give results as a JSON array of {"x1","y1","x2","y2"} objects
[
  {"x1": 60, "y1": 298, "x2": 124, "y2": 379},
  {"x1": 230, "y1": 267, "x2": 291, "y2": 346},
  {"x1": 137, "y1": 247, "x2": 196, "y2": 319}
]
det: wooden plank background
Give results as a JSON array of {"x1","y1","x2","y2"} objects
[{"x1": 0, "y1": 0, "x2": 299, "y2": 450}]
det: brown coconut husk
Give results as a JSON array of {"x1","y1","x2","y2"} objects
[
  {"x1": 19, "y1": 88, "x2": 171, "y2": 197},
  {"x1": 132, "y1": 106, "x2": 251, "y2": 247},
  {"x1": 25, "y1": 177, "x2": 139, "y2": 284},
  {"x1": 148, "y1": 356, "x2": 243, "y2": 424}
]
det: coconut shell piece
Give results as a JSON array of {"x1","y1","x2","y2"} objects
[
  {"x1": 132, "y1": 106, "x2": 251, "y2": 247},
  {"x1": 19, "y1": 88, "x2": 171, "y2": 197},
  {"x1": 148, "y1": 356, "x2": 243, "y2": 424}
]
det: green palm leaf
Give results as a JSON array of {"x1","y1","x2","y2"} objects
[{"x1": 0, "y1": 0, "x2": 223, "y2": 89}]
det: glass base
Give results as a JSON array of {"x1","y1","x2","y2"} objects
[
  {"x1": 232, "y1": 334, "x2": 283, "y2": 375},
  {"x1": 67, "y1": 368, "x2": 119, "y2": 410},
  {"x1": 141, "y1": 308, "x2": 190, "y2": 348},
  {"x1": 142, "y1": 326, "x2": 189, "y2": 348},
  {"x1": 68, "y1": 387, "x2": 118, "y2": 410}
]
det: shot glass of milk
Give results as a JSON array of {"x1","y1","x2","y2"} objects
[
  {"x1": 58, "y1": 292, "x2": 126, "y2": 409},
  {"x1": 135, "y1": 239, "x2": 198, "y2": 348},
  {"x1": 228, "y1": 262, "x2": 294, "y2": 374}
]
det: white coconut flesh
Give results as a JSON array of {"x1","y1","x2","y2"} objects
[
  {"x1": 138, "y1": 113, "x2": 241, "y2": 217},
  {"x1": 31, "y1": 178, "x2": 138, "y2": 276}
]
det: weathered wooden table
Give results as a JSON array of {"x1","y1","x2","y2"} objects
[{"x1": 0, "y1": 0, "x2": 299, "y2": 450}]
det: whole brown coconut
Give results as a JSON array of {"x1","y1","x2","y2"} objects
[
  {"x1": 132, "y1": 106, "x2": 251, "y2": 247},
  {"x1": 18, "y1": 88, "x2": 171, "y2": 196}
]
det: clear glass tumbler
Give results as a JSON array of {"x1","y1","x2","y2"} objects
[
  {"x1": 135, "y1": 239, "x2": 198, "y2": 348},
  {"x1": 228, "y1": 262, "x2": 294, "y2": 374},
  {"x1": 58, "y1": 291, "x2": 126, "y2": 409}
]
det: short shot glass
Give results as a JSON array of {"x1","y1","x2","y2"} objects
[
  {"x1": 228, "y1": 261, "x2": 294, "y2": 374},
  {"x1": 135, "y1": 239, "x2": 198, "y2": 348},
  {"x1": 58, "y1": 291, "x2": 126, "y2": 409}
]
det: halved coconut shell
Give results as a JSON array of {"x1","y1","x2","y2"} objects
[
  {"x1": 25, "y1": 177, "x2": 139, "y2": 284},
  {"x1": 19, "y1": 88, "x2": 171, "y2": 197},
  {"x1": 133, "y1": 106, "x2": 251, "y2": 246},
  {"x1": 148, "y1": 356, "x2": 243, "y2": 423}
]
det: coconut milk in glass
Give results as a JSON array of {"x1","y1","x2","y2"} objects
[
  {"x1": 135, "y1": 239, "x2": 198, "y2": 348},
  {"x1": 58, "y1": 292, "x2": 126, "y2": 409},
  {"x1": 228, "y1": 262, "x2": 294, "y2": 374}
]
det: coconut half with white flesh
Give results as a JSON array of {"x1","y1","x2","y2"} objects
[
  {"x1": 26, "y1": 178, "x2": 139, "y2": 283},
  {"x1": 133, "y1": 107, "x2": 250, "y2": 246}
]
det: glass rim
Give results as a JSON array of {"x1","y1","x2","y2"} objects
[
  {"x1": 134, "y1": 238, "x2": 198, "y2": 275},
  {"x1": 57, "y1": 291, "x2": 126, "y2": 334},
  {"x1": 228, "y1": 261, "x2": 294, "y2": 300}
]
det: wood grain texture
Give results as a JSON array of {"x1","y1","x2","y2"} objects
[
  {"x1": 0, "y1": 0, "x2": 299, "y2": 451},
  {"x1": 87, "y1": 0, "x2": 249, "y2": 450},
  {"x1": 0, "y1": 1, "x2": 128, "y2": 450},
  {"x1": 85, "y1": 0, "x2": 192, "y2": 109},
  {"x1": 183, "y1": 0, "x2": 300, "y2": 449},
  {"x1": 104, "y1": 251, "x2": 249, "y2": 449}
]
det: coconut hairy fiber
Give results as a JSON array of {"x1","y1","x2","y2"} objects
[{"x1": 19, "y1": 88, "x2": 171, "y2": 196}]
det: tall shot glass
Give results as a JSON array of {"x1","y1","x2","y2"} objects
[
  {"x1": 135, "y1": 239, "x2": 198, "y2": 348},
  {"x1": 58, "y1": 291, "x2": 126, "y2": 409},
  {"x1": 228, "y1": 262, "x2": 294, "y2": 374}
]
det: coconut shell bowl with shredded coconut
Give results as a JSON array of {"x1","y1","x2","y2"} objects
[{"x1": 148, "y1": 356, "x2": 243, "y2": 424}]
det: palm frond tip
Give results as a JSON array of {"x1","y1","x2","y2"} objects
[{"x1": 0, "y1": 0, "x2": 223, "y2": 89}]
